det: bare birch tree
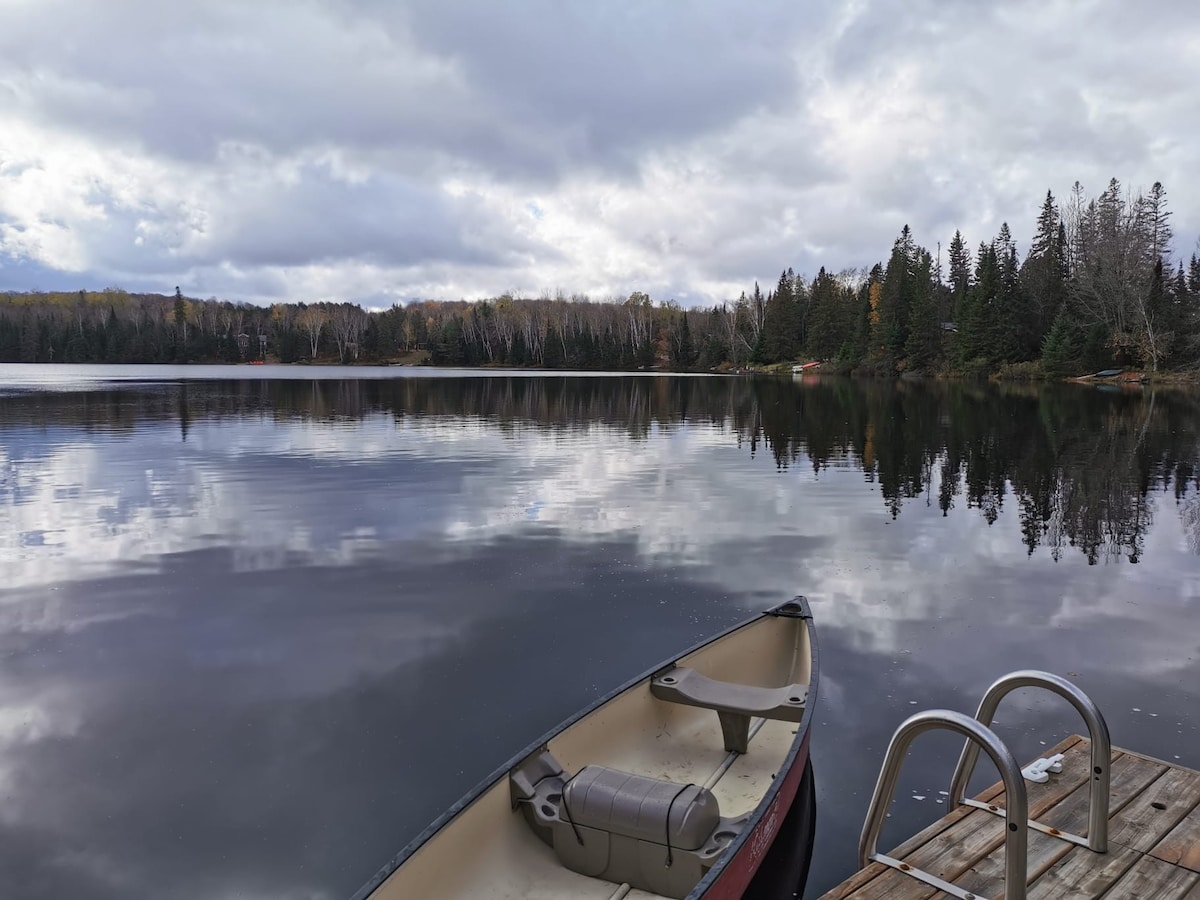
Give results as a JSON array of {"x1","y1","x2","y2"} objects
[
  {"x1": 329, "y1": 303, "x2": 367, "y2": 361},
  {"x1": 297, "y1": 305, "x2": 328, "y2": 359}
]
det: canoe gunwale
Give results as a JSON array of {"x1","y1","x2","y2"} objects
[
  {"x1": 347, "y1": 596, "x2": 819, "y2": 900},
  {"x1": 691, "y1": 597, "x2": 819, "y2": 899}
]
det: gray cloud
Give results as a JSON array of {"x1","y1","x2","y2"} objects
[
  {"x1": 1, "y1": 0, "x2": 809, "y2": 178},
  {"x1": 190, "y1": 166, "x2": 550, "y2": 270},
  {"x1": 393, "y1": 0, "x2": 812, "y2": 174},
  {"x1": 0, "y1": 0, "x2": 1197, "y2": 304}
]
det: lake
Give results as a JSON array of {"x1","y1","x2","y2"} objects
[{"x1": 1, "y1": 364, "x2": 1197, "y2": 899}]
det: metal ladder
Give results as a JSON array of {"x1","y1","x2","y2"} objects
[{"x1": 857, "y1": 670, "x2": 1111, "y2": 900}]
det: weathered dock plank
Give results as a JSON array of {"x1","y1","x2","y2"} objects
[
  {"x1": 1109, "y1": 765, "x2": 1200, "y2": 853},
  {"x1": 820, "y1": 736, "x2": 1200, "y2": 900},
  {"x1": 1103, "y1": 853, "x2": 1199, "y2": 899},
  {"x1": 1025, "y1": 843, "x2": 1141, "y2": 900},
  {"x1": 1153, "y1": 804, "x2": 1200, "y2": 873}
]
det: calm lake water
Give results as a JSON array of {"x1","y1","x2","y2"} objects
[{"x1": 1, "y1": 364, "x2": 1198, "y2": 900}]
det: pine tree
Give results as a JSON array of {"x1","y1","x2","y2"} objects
[
  {"x1": 1142, "y1": 181, "x2": 1172, "y2": 262},
  {"x1": 1041, "y1": 311, "x2": 1078, "y2": 377},
  {"x1": 904, "y1": 250, "x2": 940, "y2": 371},
  {"x1": 1179, "y1": 259, "x2": 1200, "y2": 363},
  {"x1": 876, "y1": 227, "x2": 915, "y2": 369},
  {"x1": 957, "y1": 242, "x2": 998, "y2": 369},
  {"x1": 792, "y1": 271, "x2": 811, "y2": 350},
  {"x1": 844, "y1": 267, "x2": 880, "y2": 366},
  {"x1": 1020, "y1": 191, "x2": 1065, "y2": 351},
  {"x1": 1143, "y1": 257, "x2": 1169, "y2": 371},
  {"x1": 948, "y1": 230, "x2": 970, "y2": 309},
  {"x1": 1031, "y1": 192, "x2": 1058, "y2": 255},
  {"x1": 991, "y1": 241, "x2": 1024, "y2": 363},
  {"x1": 995, "y1": 222, "x2": 1015, "y2": 259},
  {"x1": 805, "y1": 267, "x2": 842, "y2": 360},
  {"x1": 670, "y1": 312, "x2": 696, "y2": 370},
  {"x1": 173, "y1": 286, "x2": 188, "y2": 358},
  {"x1": 433, "y1": 317, "x2": 466, "y2": 365},
  {"x1": 543, "y1": 327, "x2": 565, "y2": 368},
  {"x1": 697, "y1": 308, "x2": 727, "y2": 369},
  {"x1": 759, "y1": 270, "x2": 800, "y2": 363}
]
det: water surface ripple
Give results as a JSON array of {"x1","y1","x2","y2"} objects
[{"x1": 0, "y1": 365, "x2": 1197, "y2": 899}]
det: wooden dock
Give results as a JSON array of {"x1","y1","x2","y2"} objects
[{"x1": 821, "y1": 734, "x2": 1200, "y2": 900}]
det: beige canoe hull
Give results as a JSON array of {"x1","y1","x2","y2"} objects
[{"x1": 352, "y1": 599, "x2": 818, "y2": 900}]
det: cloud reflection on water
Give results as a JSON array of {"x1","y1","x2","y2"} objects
[{"x1": 0, "y1": 373, "x2": 1197, "y2": 899}]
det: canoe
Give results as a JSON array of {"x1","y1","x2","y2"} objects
[{"x1": 350, "y1": 597, "x2": 819, "y2": 900}]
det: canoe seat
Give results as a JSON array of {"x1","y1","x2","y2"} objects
[
  {"x1": 651, "y1": 667, "x2": 808, "y2": 753},
  {"x1": 510, "y1": 750, "x2": 748, "y2": 899}
]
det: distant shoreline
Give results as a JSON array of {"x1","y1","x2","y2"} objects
[{"x1": 2, "y1": 359, "x2": 1196, "y2": 385}]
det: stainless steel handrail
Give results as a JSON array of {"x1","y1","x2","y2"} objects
[
  {"x1": 949, "y1": 670, "x2": 1110, "y2": 853},
  {"x1": 859, "y1": 709, "x2": 1028, "y2": 900}
]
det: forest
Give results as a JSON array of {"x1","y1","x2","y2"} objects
[{"x1": 1, "y1": 179, "x2": 1197, "y2": 377}]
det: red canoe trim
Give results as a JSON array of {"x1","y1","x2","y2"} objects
[{"x1": 701, "y1": 728, "x2": 812, "y2": 899}]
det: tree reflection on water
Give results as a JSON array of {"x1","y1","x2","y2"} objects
[{"x1": 3, "y1": 374, "x2": 1195, "y2": 565}]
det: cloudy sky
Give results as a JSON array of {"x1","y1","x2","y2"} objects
[{"x1": 1, "y1": 0, "x2": 1198, "y2": 307}]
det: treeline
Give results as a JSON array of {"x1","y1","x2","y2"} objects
[
  {"x1": 734, "y1": 178, "x2": 1199, "y2": 376},
  {"x1": 1, "y1": 178, "x2": 1197, "y2": 375},
  {"x1": 0, "y1": 288, "x2": 384, "y2": 366}
]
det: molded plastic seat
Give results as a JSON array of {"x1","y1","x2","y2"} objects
[{"x1": 650, "y1": 667, "x2": 808, "y2": 753}]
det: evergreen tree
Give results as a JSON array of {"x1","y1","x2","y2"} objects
[
  {"x1": 670, "y1": 312, "x2": 696, "y2": 370},
  {"x1": 1142, "y1": 181, "x2": 1173, "y2": 262},
  {"x1": 1144, "y1": 257, "x2": 1170, "y2": 371},
  {"x1": 696, "y1": 308, "x2": 727, "y2": 369},
  {"x1": 994, "y1": 222, "x2": 1015, "y2": 259},
  {"x1": 876, "y1": 227, "x2": 915, "y2": 369},
  {"x1": 957, "y1": 242, "x2": 998, "y2": 369},
  {"x1": 843, "y1": 270, "x2": 877, "y2": 366},
  {"x1": 758, "y1": 270, "x2": 800, "y2": 362},
  {"x1": 792, "y1": 271, "x2": 811, "y2": 350},
  {"x1": 1178, "y1": 261, "x2": 1200, "y2": 363},
  {"x1": 904, "y1": 250, "x2": 940, "y2": 371},
  {"x1": 432, "y1": 317, "x2": 466, "y2": 365},
  {"x1": 1080, "y1": 322, "x2": 1112, "y2": 373},
  {"x1": 805, "y1": 267, "x2": 842, "y2": 360},
  {"x1": 1175, "y1": 261, "x2": 1190, "y2": 302},
  {"x1": 991, "y1": 242, "x2": 1024, "y2": 363},
  {"x1": 1040, "y1": 311, "x2": 1079, "y2": 378},
  {"x1": 173, "y1": 287, "x2": 189, "y2": 360},
  {"x1": 1020, "y1": 191, "x2": 1065, "y2": 350},
  {"x1": 543, "y1": 327, "x2": 565, "y2": 368},
  {"x1": 948, "y1": 230, "x2": 971, "y2": 321}
]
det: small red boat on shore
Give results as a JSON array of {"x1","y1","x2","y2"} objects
[{"x1": 349, "y1": 598, "x2": 818, "y2": 900}]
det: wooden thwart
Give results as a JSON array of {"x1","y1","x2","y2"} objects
[{"x1": 821, "y1": 736, "x2": 1200, "y2": 900}]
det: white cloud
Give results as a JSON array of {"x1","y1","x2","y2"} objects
[
  {"x1": 7, "y1": 405, "x2": 1197, "y2": 692},
  {"x1": 1, "y1": 0, "x2": 1198, "y2": 302}
]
